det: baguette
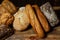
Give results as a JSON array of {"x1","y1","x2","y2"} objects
[
  {"x1": 32, "y1": 5, "x2": 50, "y2": 32},
  {"x1": 25, "y1": 4, "x2": 44, "y2": 38}
]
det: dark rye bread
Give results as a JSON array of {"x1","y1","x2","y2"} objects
[
  {"x1": 0, "y1": 24, "x2": 14, "y2": 40},
  {"x1": 0, "y1": 5, "x2": 9, "y2": 15}
]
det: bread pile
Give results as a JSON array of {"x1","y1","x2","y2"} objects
[
  {"x1": 0, "y1": 0, "x2": 59, "y2": 39},
  {"x1": 0, "y1": 0, "x2": 16, "y2": 39},
  {"x1": 0, "y1": 0, "x2": 17, "y2": 25}
]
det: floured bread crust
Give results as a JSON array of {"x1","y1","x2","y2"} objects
[{"x1": 13, "y1": 7, "x2": 30, "y2": 31}]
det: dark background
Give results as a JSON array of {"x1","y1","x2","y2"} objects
[
  {"x1": 0, "y1": 0, "x2": 60, "y2": 19},
  {"x1": 0, "y1": 0, "x2": 60, "y2": 6}
]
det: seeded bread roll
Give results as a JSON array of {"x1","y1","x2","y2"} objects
[
  {"x1": 0, "y1": 12, "x2": 14, "y2": 25},
  {"x1": 25, "y1": 4, "x2": 44, "y2": 38},
  {"x1": 13, "y1": 7, "x2": 30, "y2": 31},
  {"x1": 32, "y1": 5, "x2": 50, "y2": 32},
  {"x1": 1, "y1": 0, "x2": 17, "y2": 14}
]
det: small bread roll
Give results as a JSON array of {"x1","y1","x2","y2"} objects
[
  {"x1": 0, "y1": 12, "x2": 14, "y2": 25},
  {"x1": 25, "y1": 4, "x2": 44, "y2": 38},
  {"x1": 13, "y1": 7, "x2": 30, "y2": 31},
  {"x1": 32, "y1": 5, "x2": 50, "y2": 32},
  {"x1": 1, "y1": 0, "x2": 17, "y2": 14}
]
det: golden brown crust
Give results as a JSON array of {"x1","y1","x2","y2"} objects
[
  {"x1": 25, "y1": 4, "x2": 44, "y2": 38},
  {"x1": 32, "y1": 5, "x2": 50, "y2": 32},
  {"x1": 0, "y1": 5, "x2": 9, "y2": 14},
  {"x1": 1, "y1": 0, "x2": 17, "y2": 14},
  {"x1": 0, "y1": 12, "x2": 14, "y2": 25}
]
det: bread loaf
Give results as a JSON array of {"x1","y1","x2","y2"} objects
[
  {"x1": 26, "y1": 4, "x2": 44, "y2": 38},
  {"x1": 0, "y1": 5, "x2": 9, "y2": 15},
  {"x1": 0, "y1": 12, "x2": 14, "y2": 25},
  {"x1": 32, "y1": 5, "x2": 50, "y2": 32},
  {"x1": 40, "y1": 2, "x2": 59, "y2": 27},
  {"x1": 1, "y1": 0, "x2": 17, "y2": 14},
  {"x1": 13, "y1": 7, "x2": 30, "y2": 31},
  {"x1": 0, "y1": 24, "x2": 14, "y2": 39}
]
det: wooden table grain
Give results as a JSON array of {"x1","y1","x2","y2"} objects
[{"x1": 5, "y1": 25, "x2": 60, "y2": 40}]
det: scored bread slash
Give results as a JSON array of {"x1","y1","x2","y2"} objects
[
  {"x1": 25, "y1": 4, "x2": 45, "y2": 38},
  {"x1": 32, "y1": 5, "x2": 50, "y2": 32},
  {"x1": 13, "y1": 7, "x2": 30, "y2": 31},
  {"x1": 40, "y1": 2, "x2": 59, "y2": 27}
]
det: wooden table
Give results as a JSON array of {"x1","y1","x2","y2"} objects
[{"x1": 5, "y1": 25, "x2": 60, "y2": 40}]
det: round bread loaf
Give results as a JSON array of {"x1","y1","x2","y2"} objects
[
  {"x1": 40, "y1": 2, "x2": 59, "y2": 27},
  {"x1": 13, "y1": 7, "x2": 30, "y2": 31}
]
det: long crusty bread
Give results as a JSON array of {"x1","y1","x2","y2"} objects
[
  {"x1": 25, "y1": 4, "x2": 44, "y2": 38},
  {"x1": 32, "y1": 5, "x2": 50, "y2": 32}
]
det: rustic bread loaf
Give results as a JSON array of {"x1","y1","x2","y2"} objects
[
  {"x1": 25, "y1": 4, "x2": 44, "y2": 38},
  {"x1": 13, "y1": 7, "x2": 30, "y2": 31},
  {"x1": 32, "y1": 5, "x2": 50, "y2": 32},
  {"x1": 1, "y1": 0, "x2": 17, "y2": 14}
]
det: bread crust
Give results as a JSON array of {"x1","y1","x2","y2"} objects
[
  {"x1": 40, "y1": 2, "x2": 59, "y2": 26},
  {"x1": 32, "y1": 5, "x2": 50, "y2": 32},
  {"x1": 1, "y1": 0, "x2": 17, "y2": 14},
  {"x1": 0, "y1": 5, "x2": 9, "y2": 15},
  {"x1": 25, "y1": 4, "x2": 44, "y2": 38},
  {"x1": 13, "y1": 7, "x2": 30, "y2": 31},
  {"x1": 0, "y1": 13, "x2": 14, "y2": 25}
]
